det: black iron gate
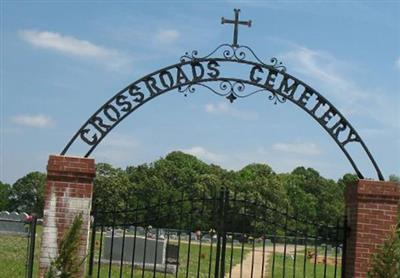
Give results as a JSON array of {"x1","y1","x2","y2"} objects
[{"x1": 88, "y1": 188, "x2": 346, "y2": 278}]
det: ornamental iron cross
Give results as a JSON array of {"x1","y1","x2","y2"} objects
[{"x1": 221, "y1": 9, "x2": 252, "y2": 47}]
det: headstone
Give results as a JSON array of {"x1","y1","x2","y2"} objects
[
  {"x1": 0, "y1": 211, "x2": 29, "y2": 235},
  {"x1": 102, "y1": 233, "x2": 176, "y2": 273},
  {"x1": 136, "y1": 226, "x2": 145, "y2": 235},
  {"x1": 264, "y1": 239, "x2": 271, "y2": 245},
  {"x1": 202, "y1": 235, "x2": 211, "y2": 243},
  {"x1": 170, "y1": 233, "x2": 178, "y2": 240},
  {"x1": 327, "y1": 244, "x2": 332, "y2": 255},
  {"x1": 180, "y1": 233, "x2": 189, "y2": 241},
  {"x1": 166, "y1": 244, "x2": 179, "y2": 264}
]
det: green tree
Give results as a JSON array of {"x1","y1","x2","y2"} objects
[
  {"x1": 93, "y1": 163, "x2": 135, "y2": 213},
  {"x1": 389, "y1": 174, "x2": 400, "y2": 183},
  {"x1": 288, "y1": 167, "x2": 345, "y2": 225},
  {"x1": 0, "y1": 181, "x2": 11, "y2": 211},
  {"x1": 10, "y1": 172, "x2": 46, "y2": 216},
  {"x1": 93, "y1": 151, "x2": 350, "y2": 235},
  {"x1": 337, "y1": 173, "x2": 358, "y2": 190},
  {"x1": 125, "y1": 152, "x2": 225, "y2": 229}
]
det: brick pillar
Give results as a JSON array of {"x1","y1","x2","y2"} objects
[
  {"x1": 39, "y1": 155, "x2": 95, "y2": 277},
  {"x1": 344, "y1": 179, "x2": 399, "y2": 278}
]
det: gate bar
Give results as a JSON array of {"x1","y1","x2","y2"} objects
[
  {"x1": 88, "y1": 212, "x2": 97, "y2": 276},
  {"x1": 27, "y1": 214, "x2": 37, "y2": 278},
  {"x1": 213, "y1": 188, "x2": 224, "y2": 278}
]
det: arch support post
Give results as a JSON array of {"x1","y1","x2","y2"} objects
[
  {"x1": 39, "y1": 155, "x2": 95, "y2": 277},
  {"x1": 344, "y1": 179, "x2": 399, "y2": 277}
]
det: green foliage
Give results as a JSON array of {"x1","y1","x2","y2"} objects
[
  {"x1": 6, "y1": 151, "x2": 351, "y2": 231},
  {"x1": 93, "y1": 163, "x2": 135, "y2": 212},
  {"x1": 367, "y1": 227, "x2": 400, "y2": 278},
  {"x1": 389, "y1": 174, "x2": 400, "y2": 183},
  {"x1": 287, "y1": 167, "x2": 345, "y2": 225},
  {"x1": 0, "y1": 181, "x2": 11, "y2": 211},
  {"x1": 45, "y1": 214, "x2": 84, "y2": 278},
  {"x1": 10, "y1": 172, "x2": 46, "y2": 216},
  {"x1": 93, "y1": 152, "x2": 348, "y2": 233}
]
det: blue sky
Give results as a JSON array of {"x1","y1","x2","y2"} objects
[{"x1": 1, "y1": 1, "x2": 399, "y2": 184}]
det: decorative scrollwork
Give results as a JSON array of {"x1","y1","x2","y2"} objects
[
  {"x1": 180, "y1": 44, "x2": 286, "y2": 72},
  {"x1": 178, "y1": 80, "x2": 286, "y2": 104},
  {"x1": 270, "y1": 57, "x2": 286, "y2": 72},
  {"x1": 268, "y1": 93, "x2": 286, "y2": 105},
  {"x1": 177, "y1": 84, "x2": 196, "y2": 97}
]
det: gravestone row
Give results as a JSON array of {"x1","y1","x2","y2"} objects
[
  {"x1": 100, "y1": 227, "x2": 282, "y2": 274},
  {"x1": 0, "y1": 211, "x2": 29, "y2": 235}
]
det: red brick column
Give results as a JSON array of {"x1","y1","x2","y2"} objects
[
  {"x1": 39, "y1": 155, "x2": 95, "y2": 277},
  {"x1": 344, "y1": 179, "x2": 399, "y2": 278}
]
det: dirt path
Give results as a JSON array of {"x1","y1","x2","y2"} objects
[{"x1": 227, "y1": 245, "x2": 301, "y2": 278}]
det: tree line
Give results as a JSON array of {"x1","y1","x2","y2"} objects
[{"x1": 1, "y1": 151, "x2": 398, "y2": 233}]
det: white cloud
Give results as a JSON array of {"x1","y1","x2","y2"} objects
[
  {"x1": 281, "y1": 44, "x2": 399, "y2": 128},
  {"x1": 283, "y1": 46, "x2": 361, "y2": 101},
  {"x1": 19, "y1": 30, "x2": 130, "y2": 71},
  {"x1": 176, "y1": 144, "x2": 332, "y2": 176},
  {"x1": 181, "y1": 146, "x2": 225, "y2": 163},
  {"x1": 95, "y1": 133, "x2": 138, "y2": 166},
  {"x1": 271, "y1": 142, "x2": 322, "y2": 156},
  {"x1": 205, "y1": 102, "x2": 258, "y2": 120},
  {"x1": 11, "y1": 114, "x2": 54, "y2": 128},
  {"x1": 155, "y1": 29, "x2": 180, "y2": 44},
  {"x1": 396, "y1": 57, "x2": 400, "y2": 69},
  {"x1": 205, "y1": 102, "x2": 227, "y2": 113}
]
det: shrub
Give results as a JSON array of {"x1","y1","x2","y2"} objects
[
  {"x1": 367, "y1": 226, "x2": 400, "y2": 278},
  {"x1": 45, "y1": 214, "x2": 84, "y2": 278}
]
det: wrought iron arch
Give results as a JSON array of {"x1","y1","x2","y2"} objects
[{"x1": 61, "y1": 11, "x2": 384, "y2": 181}]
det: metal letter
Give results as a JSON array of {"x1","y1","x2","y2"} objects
[
  {"x1": 144, "y1": 76, "x2": 162, "y2": 96},
  {"x1": 176, "y1": 65, "x2": 190, "y2": 85},
  {"x1": 115, "y1": 94, "x2": 132, "y2": 112},
  {"x1": 191, "y1": 62, "x2": 205, "y2": 81},
  {"x1": 207, "y1": 60, "x2": 220, "y2": 78},
  {"x1": 265, "y1": 68, "x2": 278, "y2": 90},
  {"x1": 80, "y1": 128, "x2": 98, "y2": 145},
  {"x1": 128, "y1": 85, "x2": 145, "y2": 103},
  {"x1": 249, "y1": 65, "x2": 263, "y2": 84},
  {"x1": 103, "y1": 104, "x2": 121, "y2": 122},
  {"x1": 159, "y1": 70, "x2": 175, "y2": 88},
  {"x1": 278, "y1": 75, "x2": 299, "y2": 99}
]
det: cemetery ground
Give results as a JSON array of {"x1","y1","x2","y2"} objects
[
  {"x1": 0, "y1": 226, "x2": 341, "y2": 277},
  {"x1": 0, "y1": 225, "x2": 42, "y2": 278}
]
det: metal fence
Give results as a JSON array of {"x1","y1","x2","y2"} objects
[
  {"x1": 0, "y1": 212, "x2": 38, "y2": 278},
  {"x1": 88, "y1": 188, "x2": 347, "y2": 277}
]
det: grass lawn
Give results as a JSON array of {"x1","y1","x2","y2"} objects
[
  {"x1": 0, "y1": 226, "x2": 247, "y2": 278},
  {"x1": 267, "y1": 252, "x2": 342, "y2": 278},
  {"x1": 0, "y1": 225, "x2": 42, "y2": 278},
  {"x1": 0, "y1": 227, "x2": 343, "y2": 278}
]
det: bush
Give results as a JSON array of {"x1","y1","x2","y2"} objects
[
  {"x1": 367, "y1": 226, "x2": 400, "y2": 278},
  {"x1": 45, "y1": 214, "x2": 84, "y2": 278}
]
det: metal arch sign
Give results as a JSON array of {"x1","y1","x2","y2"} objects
[{"x1": 61, "y1": 9, "x2": 384, "y2": 181}]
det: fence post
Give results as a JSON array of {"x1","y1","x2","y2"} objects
[
  {"x1": 88, "y1": 212, "x2": 97, "y2": 277},
  {"x1": 39, "y1": 155, "x2": 96, "y2": 277},
  {"x1": 219, "y1": 189, "x2": 229, "y2": 278},
  {"x1": 341, "y1": 215, "x2": 347, "y2": 278},
  {"x1": 344, "y1": 179, "x2": 400, "y2": 277},
  {"x1": 214, "y1": 188, "x2": 225, "y2": 278},
  {"x1": 27, "y1": 214, "x2": 37, "y2": 278}
]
